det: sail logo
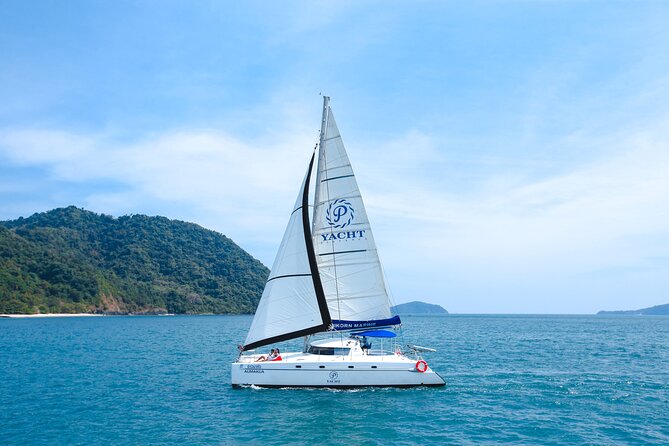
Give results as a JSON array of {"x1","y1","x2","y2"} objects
[
  {"x1": 322, "y1": 200, "x2": 366, "y2": 242},
  {"x1": 326, "y1": 199, "x2": 354, "y2": 228},
  {"x1": 320, "y1": 230, "x2": 366, "y2": 242}
]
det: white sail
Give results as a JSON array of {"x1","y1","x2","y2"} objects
[
  {"x1": 312, "y1": 97, "x2": 394, "y2": 326},
  {"x1": 243, "y1": 155, "x2": 328, "y2": 350}
]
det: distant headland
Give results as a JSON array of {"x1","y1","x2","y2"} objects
[
  {"x1": 597, "y1": 303, "x2": 669, "y2": 315},
  {"x1": 391, "y1": 301, "x2": 448, "y2": 315}
]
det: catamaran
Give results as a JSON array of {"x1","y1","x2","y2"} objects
[{"x1": 231, "y1": 97, "x2": 445, "y2": 388}]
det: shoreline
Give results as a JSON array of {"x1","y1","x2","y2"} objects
[
  {"x1": 0, "y1": 313, "x2": 106, "y2": 318},
  {"x1": 0, "y1": 313, "x2": 187, "y2": 318}
]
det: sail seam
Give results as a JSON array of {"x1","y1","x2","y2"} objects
[
  {"x1": 265, "y1": 273, "x2": 312, "y2": 283},
  {"x1": 321, "y1": 174, "x2": 354, "y2": 182},
  {"x1": 318, "y1": 249, "x2": 367, "y2": 256}
]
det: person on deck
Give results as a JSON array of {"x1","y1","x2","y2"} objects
[
  {"x1": 361, "y1": 336, "x2": 371, "y2": 354},
  {"x1": 255, "y1": 348, "x2": 276, "y2": 362}
]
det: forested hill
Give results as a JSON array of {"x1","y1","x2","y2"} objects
[
  {"x1": 0, "y1": 207, "x2": 269, "y2": 315},
  {"x1": 391, "y1": 301, "x2": 448, "y2": 315}
]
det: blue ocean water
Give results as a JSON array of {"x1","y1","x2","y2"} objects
[{"x1": 1, "y1": 315, "x2": 668, "y2": 445}]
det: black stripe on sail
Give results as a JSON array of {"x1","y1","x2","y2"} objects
[
  {"x1": 266, "y1": 273, "x2": 312, "y2": 283},
  {"x1": 319, "y1": 249, "x2": 367, "y2": 256},
  {"x1": 302, "y1": 152, "x2": 332, "y2": 329},
  {"x1": 321, "y1": 174, "x2": 354, "y2": 182}
]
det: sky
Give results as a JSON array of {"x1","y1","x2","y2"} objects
[{"x1": 1, "y1": 1, "x2": 668, "y2": 314}]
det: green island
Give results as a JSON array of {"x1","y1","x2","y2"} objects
[
  {"x1": 597, "y1": 303, "x2": 669, "y2": 315},
  {"x1": 0, "y1": 207, "x2": 269, "y2": 315},
  {"x1": 391, "y1": 300, "x2": 448, "y2": 315}
]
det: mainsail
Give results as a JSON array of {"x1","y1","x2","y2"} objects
[
  {"x1": 243, "y1": 153, "x2": 330, "y2": 350},
  {"x1": 312, "y1": 97, "x2": 399, "y2": 330}
]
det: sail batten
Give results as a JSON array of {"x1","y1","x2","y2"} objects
[
  {"x1": 320, "y1": 174, "x2": 355, "y2": 182},
  {"x1": 265, "y1": 273, "x2": 312, "y2": 283},
  {"x1": 318, "y1": 250, "x2": 368, "y2": 256}
]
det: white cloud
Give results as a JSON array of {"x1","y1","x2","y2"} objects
[
  {"x1": 0, "y1": 126, "x2": 315, "y2": 258},
  {"x1": 358, "y1": 121, "x2": 669, "y2": 312}
]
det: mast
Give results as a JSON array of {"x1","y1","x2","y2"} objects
[
  {"x1": 315, "y1": 95, "x2": 343, "y2": 321},
  {"x1": 319, "y1": 95, "x2": 330, "y2": 148}
]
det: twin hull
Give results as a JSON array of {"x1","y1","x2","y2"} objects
[{"x1": 231, "y1": 357, "x2": 445, "y2": 388}]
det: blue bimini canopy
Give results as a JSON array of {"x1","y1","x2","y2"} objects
[{"x1": 351, "y1": 330, "x2": 397, "y2": 338}]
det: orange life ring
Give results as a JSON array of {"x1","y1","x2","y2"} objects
[{"x1": 415, "y1": 360, "x2": 428, "y2": 373}]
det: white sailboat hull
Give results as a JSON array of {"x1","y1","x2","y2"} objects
[{"x1": 231, "y1": 353, "x2": 445, "y2": 388}]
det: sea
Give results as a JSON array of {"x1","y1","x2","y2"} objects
[{"x1": 1, "y1": 314, "x2": 668, "y2": 445}]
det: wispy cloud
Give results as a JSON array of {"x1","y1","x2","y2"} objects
[
  {"x1": 357, "y1": 118, "x2": 669, "y2": 312},
  {"x1": 0, "y1": 127, "x2": 315, "y2": 258}
]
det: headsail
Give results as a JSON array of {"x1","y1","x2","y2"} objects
[
  {"x1": 312, "y1": 96, "x2": 399, "y2": 330},
  {"x1": 243, "y1": 153, "x2": 330, "y2": 350}
]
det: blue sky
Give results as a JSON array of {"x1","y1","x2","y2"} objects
[{"x1": 1, "y1": 1, "x2": 668, "y2": 313}]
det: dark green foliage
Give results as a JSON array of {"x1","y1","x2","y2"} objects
[{"x1": 0, "y1": 207, "x2": 269, "y2": 314}]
